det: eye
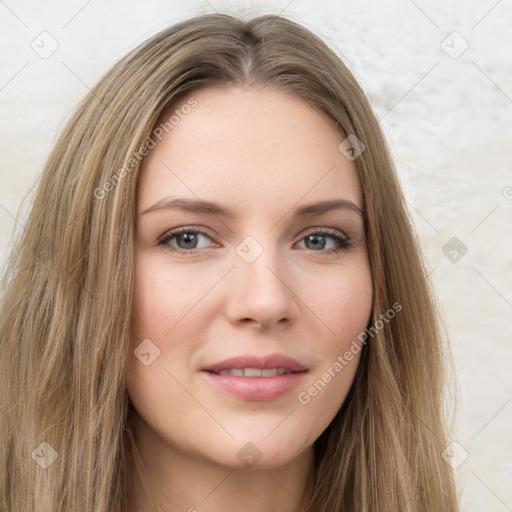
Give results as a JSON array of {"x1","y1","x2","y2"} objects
[
  {"x1": 158, "y1": 227, "x2": 353, "y2": 256},
  {"x1": 158, "y1": 227, "x2": 216, "y2": 255},
  {"x1": 295, "y1": 229, "x2": 352, "y2": 254}
]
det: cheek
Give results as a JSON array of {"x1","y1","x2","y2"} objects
[
  {"x1": 126, "y1": 255, "x2": 218, "y2": 400},
  {"x1": 328, "y1": 274, "x2": 372, "y2": 328},
  {"x1": 125, "y1": 261, "x2": 203, "y2": 437},
  {"x1": 127, "y1": 258, "x2": 186, "y2": 380},
  {"x1": 323, "y1": 262, "x2": 373, "y2": 365},
  {"x1": 129, "y1": 255, "x2": 211, "y2": 347},
  {"x1": 300, "y1": 258, "x2": 373, "y2": 343},
  {"x1": 294, "y1": 263, "x2": 372, "y2": 427}
]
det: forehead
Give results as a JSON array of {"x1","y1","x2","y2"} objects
[{"x1": 137, "y1": 86, "x2": 362, "y2": 214}]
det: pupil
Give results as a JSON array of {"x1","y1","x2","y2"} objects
[
  {"x1": 178, "y1": 233, "x2": 197, "y2": 249},
  {"x1": 307, "y1": 235, "x2": 325, "y2": 250}
]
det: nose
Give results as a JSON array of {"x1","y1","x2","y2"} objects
[{"x1": 224, "y1": 239, "x2": 300, "y2": 330}]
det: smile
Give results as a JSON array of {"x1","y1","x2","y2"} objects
[{"x1": 201, "y1": 354, "x2": 308, "y2": 401}]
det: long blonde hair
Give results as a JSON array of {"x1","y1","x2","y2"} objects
[{"x1": 0, "y1": 13, "x2": 458, "y2": 511}]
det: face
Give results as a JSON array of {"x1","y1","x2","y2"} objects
[{"x1": 126, "y1": 86, "x2": 373, "y2": 471}]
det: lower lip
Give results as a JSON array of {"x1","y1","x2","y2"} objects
[{"x1": 201, "y1": 371, "x2": 307, "y2": 401}]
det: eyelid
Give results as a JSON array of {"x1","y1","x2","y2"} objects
[{"x1": 299, "y1": 226, "x2": 348, "y2": 238}]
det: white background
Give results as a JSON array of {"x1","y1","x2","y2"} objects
[{"x1": 1, "y1": 1, "x2": 511, "y2": 510}]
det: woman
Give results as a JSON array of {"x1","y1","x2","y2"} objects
[{"x1": 0, "y1": 12, "x2": 459, "y2": 512}]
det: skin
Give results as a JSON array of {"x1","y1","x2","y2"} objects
[{"x1": 126, "y1": 86, "x2": 373, "y2": 512}]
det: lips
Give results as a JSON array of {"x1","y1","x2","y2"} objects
[{"x1": 201, "y1": 354, "x2": 308, "y2": 401}]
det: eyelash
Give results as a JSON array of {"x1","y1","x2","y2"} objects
[{"x1": 158, "y1": 227, "x2": 353, "y2": 256}]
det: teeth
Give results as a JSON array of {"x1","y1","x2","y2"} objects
[
  {"x1": 244, "y1": 367, "x2": 262, "y2": 377},
  {"x1": 214, "y1": 368, "x2": 292, "y2": 377},
  {"x1": 218, "y1": 369, "x2": 243, "y2": 376}
]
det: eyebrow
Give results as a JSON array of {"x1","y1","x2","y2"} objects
[{"x1": 140, "y1": 197, "x2": 364, "y2": 219}]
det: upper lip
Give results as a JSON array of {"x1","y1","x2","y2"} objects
[{"x1": 202, "y1": 354, "x2": 308, "y2": 373}]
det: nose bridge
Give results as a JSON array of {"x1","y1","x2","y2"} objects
[
  {"x1": 235, "y1": 233, "x2": 287, "y2": 292},
  {"x1": 227, "y1": 233, "x2": 297, "y2": 325}
]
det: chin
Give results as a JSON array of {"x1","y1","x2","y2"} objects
[{"x1": 197, "y1": 431, "x2": 313, "y2": 471}]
